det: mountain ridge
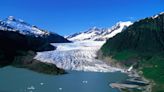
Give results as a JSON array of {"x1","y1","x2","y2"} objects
[
  {"x1": 99, "y1": 12, "x2": 164, "y2": 92},
  {"x1": 66, "y1": 21, "x2": 132, "y2": 41},
  {"x1": 0, "y1": 16, "x2": 70, "y2": 43}
]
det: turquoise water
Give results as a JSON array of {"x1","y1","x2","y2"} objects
[{"x1": 0, "y1": 66, "x2": 128, "y2": 92}]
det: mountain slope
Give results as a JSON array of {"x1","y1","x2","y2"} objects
[
  {"x1": 101, "y1": 12, "x2": 164, "y2": 56},
  {"x1": 66, "y1": 21, "x2": 132, "y2": 41},
  {"x1": 0, "y1": 16, "x2": 70, "y2": 43},
  {"x1": 100, "y1": 12, "x2": 164, "y2": 92},
  {"x1": 0, "y1": 30, "x2": 65, "y2": 75},
  {"x1": 0, "y1": 16, "x2": 70, "y2": 74}
]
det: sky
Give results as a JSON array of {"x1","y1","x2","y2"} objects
[{"x1": 0, "y1": 0, "x2": 164, "y2": 36}]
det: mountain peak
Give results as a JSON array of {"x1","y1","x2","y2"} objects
[
  {"x1": 0, "y1": 16, "x2": 50, "y2": 37},
  {"x1": 5, "y1": 16, "x2": 30, "y2": 26},
  {"x1": 110, "y1": 21, "x2": 132, "y2": 30},
  {"x1": 7, "y1": 16, "x2": 15, "y2": 21},
  {"x1": 115, "y1": 21, "x2": 133, "y2": 26},
  {"x1": 91, "y1": 26, "x2": 100, "y2": 30},
  {"x1": 151, "y1": 12, "x2": 164, "y2": 19},
  {"x1": 107, "y1": 21, "x2": 132, "y2": 33},
  {"x1": 67, "y1": 21, "x2": 133, "y2": 41},
  {"x1": 86, "y1": 26, "x2": 101, "y2": 32},
  {"x1": 159, "y1": 12, "x2": 164, "y2": 15},
  {"x1": 0, "y1": 16, "x2": 70, "y2": 43}
]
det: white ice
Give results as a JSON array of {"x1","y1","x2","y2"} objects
[{"x1": 35, "y1": 41, "x2": 123, "y2": 72}]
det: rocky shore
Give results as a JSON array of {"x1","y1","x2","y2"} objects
[
  {"x1": 97, "y1": 55, "x2": 152, "y2": 92},
  {"x1": 110, "y1": 69, "x2": 152, "y2": 92}
]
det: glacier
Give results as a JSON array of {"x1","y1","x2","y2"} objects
[{"x1": 34, "y1": 41, "x2": 123, "y2": 72}]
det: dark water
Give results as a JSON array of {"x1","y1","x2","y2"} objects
[{"x1": 0, "y1": 66, "x2": 128, "y2": 92}]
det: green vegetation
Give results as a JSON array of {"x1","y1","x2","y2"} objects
[
  {"x1": 99, "y1": 13, "x2": 164, "y2": 92},
  {"x1": 100, "y1": 50, "x2": 164, "y2": 92},
  {"x1": 139, "y1": 55, "x2": 164, "y2": 92},
  {"x1": 141, "y1": 56, "x2": 164, "y2": 83},
  {"x1": 113, "y1": 50, "x2": 137, "y2": 61}
]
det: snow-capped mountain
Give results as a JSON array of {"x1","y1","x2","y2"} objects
[
  {"x1": 0, "y1": 16, "x2": 70, "y2": 43},
  {"x1": 150, "y1": 12, "x2": 164, "y2": 19},
  {"x1": 66, "y1": 21, "x2": 133, "y2": 41},
  {"x1": 0, "y1": 16, "x2": 49, "y2": 37}
]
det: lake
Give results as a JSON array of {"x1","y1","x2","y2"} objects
[{"x1": 0, "y1": 66, "x2": 128, "y2": 92}]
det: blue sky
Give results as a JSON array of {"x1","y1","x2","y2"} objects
[{"x1": 0, "y1": 0, "x2": 164, "y2": 36}]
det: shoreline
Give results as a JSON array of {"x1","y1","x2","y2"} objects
[
  {"x1": 97, "y1": 56, "x2": 153, "y2": 92},
  {"x1": 110, "y1": 69, "x2": 152, "y2": 92}
]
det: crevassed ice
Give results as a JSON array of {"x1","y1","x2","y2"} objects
[{"x1": 34, "y1": 41, "x2": 123, "y2": 72}]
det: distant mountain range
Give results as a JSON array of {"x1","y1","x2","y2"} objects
[{"x1": 66, "y1": 21, "x2": 132, "y2": 41}]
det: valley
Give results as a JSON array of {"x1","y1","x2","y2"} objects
[
  {"x1": 35, "y1": 41, "x2": 123, "y2": 72},
  {"x1": 0, "y1": 4, "x2": 163, "y2": 91}
]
